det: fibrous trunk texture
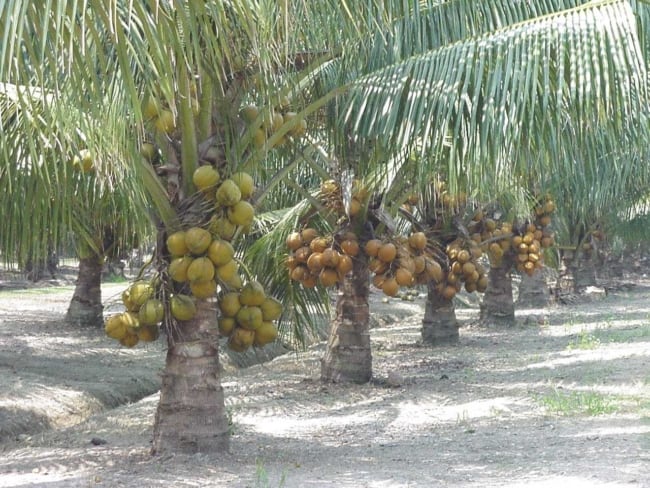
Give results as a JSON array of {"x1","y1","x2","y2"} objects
[
  {"x1": 422, "y1": 283, "x2": 458, "y2": 345},
  {"x1": 65, "y1": 253, "x2": 104, "y2": 327},
  {"x1": 570, "y1": 255, "x2": 598, "y2": 293},
  {"x1": 152, "y1": 299, "x2": 229, "y2": 454},
  {"x1": 517, "y1": 267, "x2": 551, "y2": 308},
  {"x1": 480, "y1": 262, "x2": 515, "y2": 326},
  {"x1": 321, "y1": 253, "x2": 372, "y2": 384}
]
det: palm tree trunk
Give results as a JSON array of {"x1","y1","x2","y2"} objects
[
  {"x1": 422, "y1": 282, "x2": 458, "y2": 345},
  {"x1": 564, "y1": 251, "x2": 598, "y2": 293},
  {"x1": 321, "y1": 253, "x2": 372, "y2": 384},
  {"x1": 152, "y1": 299, "x2": 229, "y2": 454},
  {"x1": 517, "y1": 267, "x2": 551, "y2": 308},
  {"x1": 480, "y1": 261, "x2": 515, "y2": 326},
  {"x1": 65, "y1": 251, "x2": 104, "y2": 327}
]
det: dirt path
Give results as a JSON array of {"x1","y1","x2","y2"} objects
[{"x1": 0, "y1": 281, "x2": 649, "y2": 487}]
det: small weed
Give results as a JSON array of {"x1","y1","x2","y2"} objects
[
  {"x1": 255, "y1": 458, "x2": 287, "y2": 488},
  {"x1": 456, "y1": 409, "x2": 475, "y2": 433},
  {"x1": 537, "y1": 389, "x2": 617, "y2": 416},
  {"x1": 566, "y1": 329, "x2": 600, "y2": 350}
]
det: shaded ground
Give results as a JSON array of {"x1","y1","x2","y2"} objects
[{"x1": 0, "y1": 277, "x2": 649, "y2": 487}]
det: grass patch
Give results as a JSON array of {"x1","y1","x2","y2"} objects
[
  {"x1": 566, "y1": 329, "x2": 601, "y2": 350},
  {"x1": 0, "y1": 286, "x2": 75, "y2": 296},
  {"x1": 596, "y1": 325, "x2": 650, "y2": 344},
  {"x1": 537, "y1": 389, "x2": 617, "y2": 416}
]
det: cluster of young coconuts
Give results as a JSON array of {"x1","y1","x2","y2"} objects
[{"x1": 105, "y1": 165, "x2": 281, "y2": 351}]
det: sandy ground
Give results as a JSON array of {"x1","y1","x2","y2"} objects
[{"x1": 0, "y1": 276, "x2": 649, "y2": 487}]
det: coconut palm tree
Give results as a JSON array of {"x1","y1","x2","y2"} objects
[{"x1": 0, "y1": 0, "x2": 370, "y2": 454}]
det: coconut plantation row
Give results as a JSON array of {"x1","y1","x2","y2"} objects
[{"x1": 2, "y1": 0, "x2": 650, "y2": 459}]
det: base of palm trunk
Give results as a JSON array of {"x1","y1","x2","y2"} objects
[
  {"x1": 320, "y1": 254, "x2": 372, "y2": 384},
  {"x1": 422, "y1": 285, "x2": 458, "y2": 345},
  {"x1": 151, "y1": 302, "x2": 229, "y2": 455},
  {"x1": 65, "y1": 299, "x2": 103, "y2": 326},
  {"x1": 480, "y1": 264, "x2": 515, "y2": 327},
  {"x1": 65, "y1": 254, "x2": 104, "y2": 327},
  {"x1": 320, "y1": 324, "x2": 372, "y2": 383},
  {"x1": 517, "y1": 269, "x2": 551, "y2": 308}
]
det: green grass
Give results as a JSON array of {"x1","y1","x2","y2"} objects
[
  {"x1": 537, "y1": 389, "x2": 617, "y2": 416},
  {"x1": 596, "y1": 324, "x2": 650, "y2": 344},
  {"x1": 566, "y1": 329, "x2": 601, "y2": 350},
  {"x1": 0, "y1": 286, "x2": 75, "y2": 296},
  {"x1": 255, "y1": 458, "x2": 287, "y2": 488}
]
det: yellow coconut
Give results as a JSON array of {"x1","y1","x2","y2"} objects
[
  {"x1": 209, "y1": 216, "x2": 237, "y2": 241},
  {"x1": 169, "y1": 256, "x2": 193, "y2": 283},
  {"x1": 215, "y1": 259, "x2": 239, "y2": 283},
  {"x1": 239, "y1": 281, "x2": 266, "y2": 306},
  {"x1": 207, "y1": 239, "x2": 235, "y2": 267},
  {"x1": 170, "y1": 294, "x2": 196, "y2": 321},
  {"x1": 166, "y1": 231, "x2": 189, "y2": 257},
  {"x1": 240, "y1": 104, "x2": 259, "y2": 123},
  {"x1": 186, "y1": 256, "x2": 216, "y2": 283},
  {"x1": 121, "y1": 311, "x2": 140, "y2": 333},
  {"x1": 231, "y1": 172, "x2": 255, "y2": 199},
  {"x1": 184, "y1": 227, "x2": 212, "y2": 256},
  {"x1": 218, "y1": 317, "x2": 236, "y2": 336},
  {"x1": 227, "y1": 200, "x2": 255, "y2": 227},
  {"x1": 137, "y1": 324, "x2": 160, "y2": 342},
  {"x1": 254, "y1": 321, "x2": 278, "y2": 347},
  {"x1": 190, "y1": 279, "x2": 217, "y2": 299},
  {"x1": 235, "y1": 305, "x2": 263, "y2": 330},
  {"x1": 193, "y1": 165, "x2": 221, "y2": 192},
  {"x1": 154, "y1": 109, "x2": 176, "y2": 134},
  {"x1": 119, "y1": 333, "x2": 139, "y2": 348},
  {"x1": 219, "y1": 292, "x2": 242, "y2": 317},
  {"x1": 128, "y1": 282, "x2": 153, "y2": 308},
  {"x1": 260, "y1": 297, "x2": 283, "y2": 321},
  {"x1": 140, "y1": 142, "x2": 156, "y2": 161},
  {"x1": 138, "y1": 299, "x2": 164, "y2": 326},
  {"x1": 215, "y1": 179, "x2": 242, "y2": 207},
  {"x1": 105, "y1": 314, "x2": 128, "y2": 340},
  {"x1": 229, "y1": 327, "x2": 255, "y2": 351}
]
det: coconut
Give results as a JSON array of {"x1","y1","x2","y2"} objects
[
  {"x1": 260, "y1": 297, "x2": 282, "y2": 321},
  {"x1": 209, "y1": 216, "x2": 237, "y2": 241},
  {"x1": 319, "y1": 268, "x2": 339, "y2": 287},
  {"x1": 229, "y1": 327, "x2": 255, "y2": 350},
  {"x1": 215, "y1": 179, "x2": 242, "y2": 207},
  {"x1": 138, "y1": 299, "x2": 164, "y2": 326},
  {"x1": 166, "y1": 231, "x2": 189, "y2": 257},
  {"x1": 227, "y1": 200, "x2": 255, "y2": 227},
  {"x1": 286, "y1": 232, "x2": 303, "y2": 251},
  {"x1": 105, "y1": 314, "x2": 128, "y2": 340},
  {"x1": 239, "y1": 281, "x2": 266, "y2": 306},
  {"x1": 207, "y1": 239, "x2": 235, "y2": 267},
  {"x1": 170, "y1": 294, "x2": 196, "y2": 321},
  {"x1": 185, "y1": 227, "x2": 212, "y2": 255},
  {"x1": 154, "y1": 109, "x2": 175, "y2": 134},
  {"x1": 215, "y1": 260, "x2": 239, "y2": 283},
  {"x1": 382, "y1": 277, "x2": 399, "y2": 297},
  {"x1": 378, "y1": 243, "x2": 397, "y2": 263},
  {"x1": 219, "y1": 292, "x2": 242, "y2": 317},
  {"x1": 187, "y1": 256, "x2": 216, "y2": 283},
  {"x1": 119, "y1": 333, "x2": 139, "y2": 348},
  {"x1": 137, "y1": 325, "x2": 160, "y2": 342},
  {"x1": 340, "y1": 239, "x2": 359, "y2": 256},
  {"x1": 254, "y1": 321, "x2": 278, "y2": 347},
  {"x1": 236, "y1": 306, "x2": 263, "y2": 331},
  {"x1": 231, "y1": 172, "x2": 255, "y2": 198},
  {"x1": 190, "y1": 279, "x2": 217, "y2": 299},
  {"x1": 218, "y1": 317, "x2": 236, "y2": 336},
  {"x1": 193, "y1": 165, "x2": 220, "y2": 192},
  {"x1": 168, "y1": 256, "x2": 192, "y2": 282}
]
